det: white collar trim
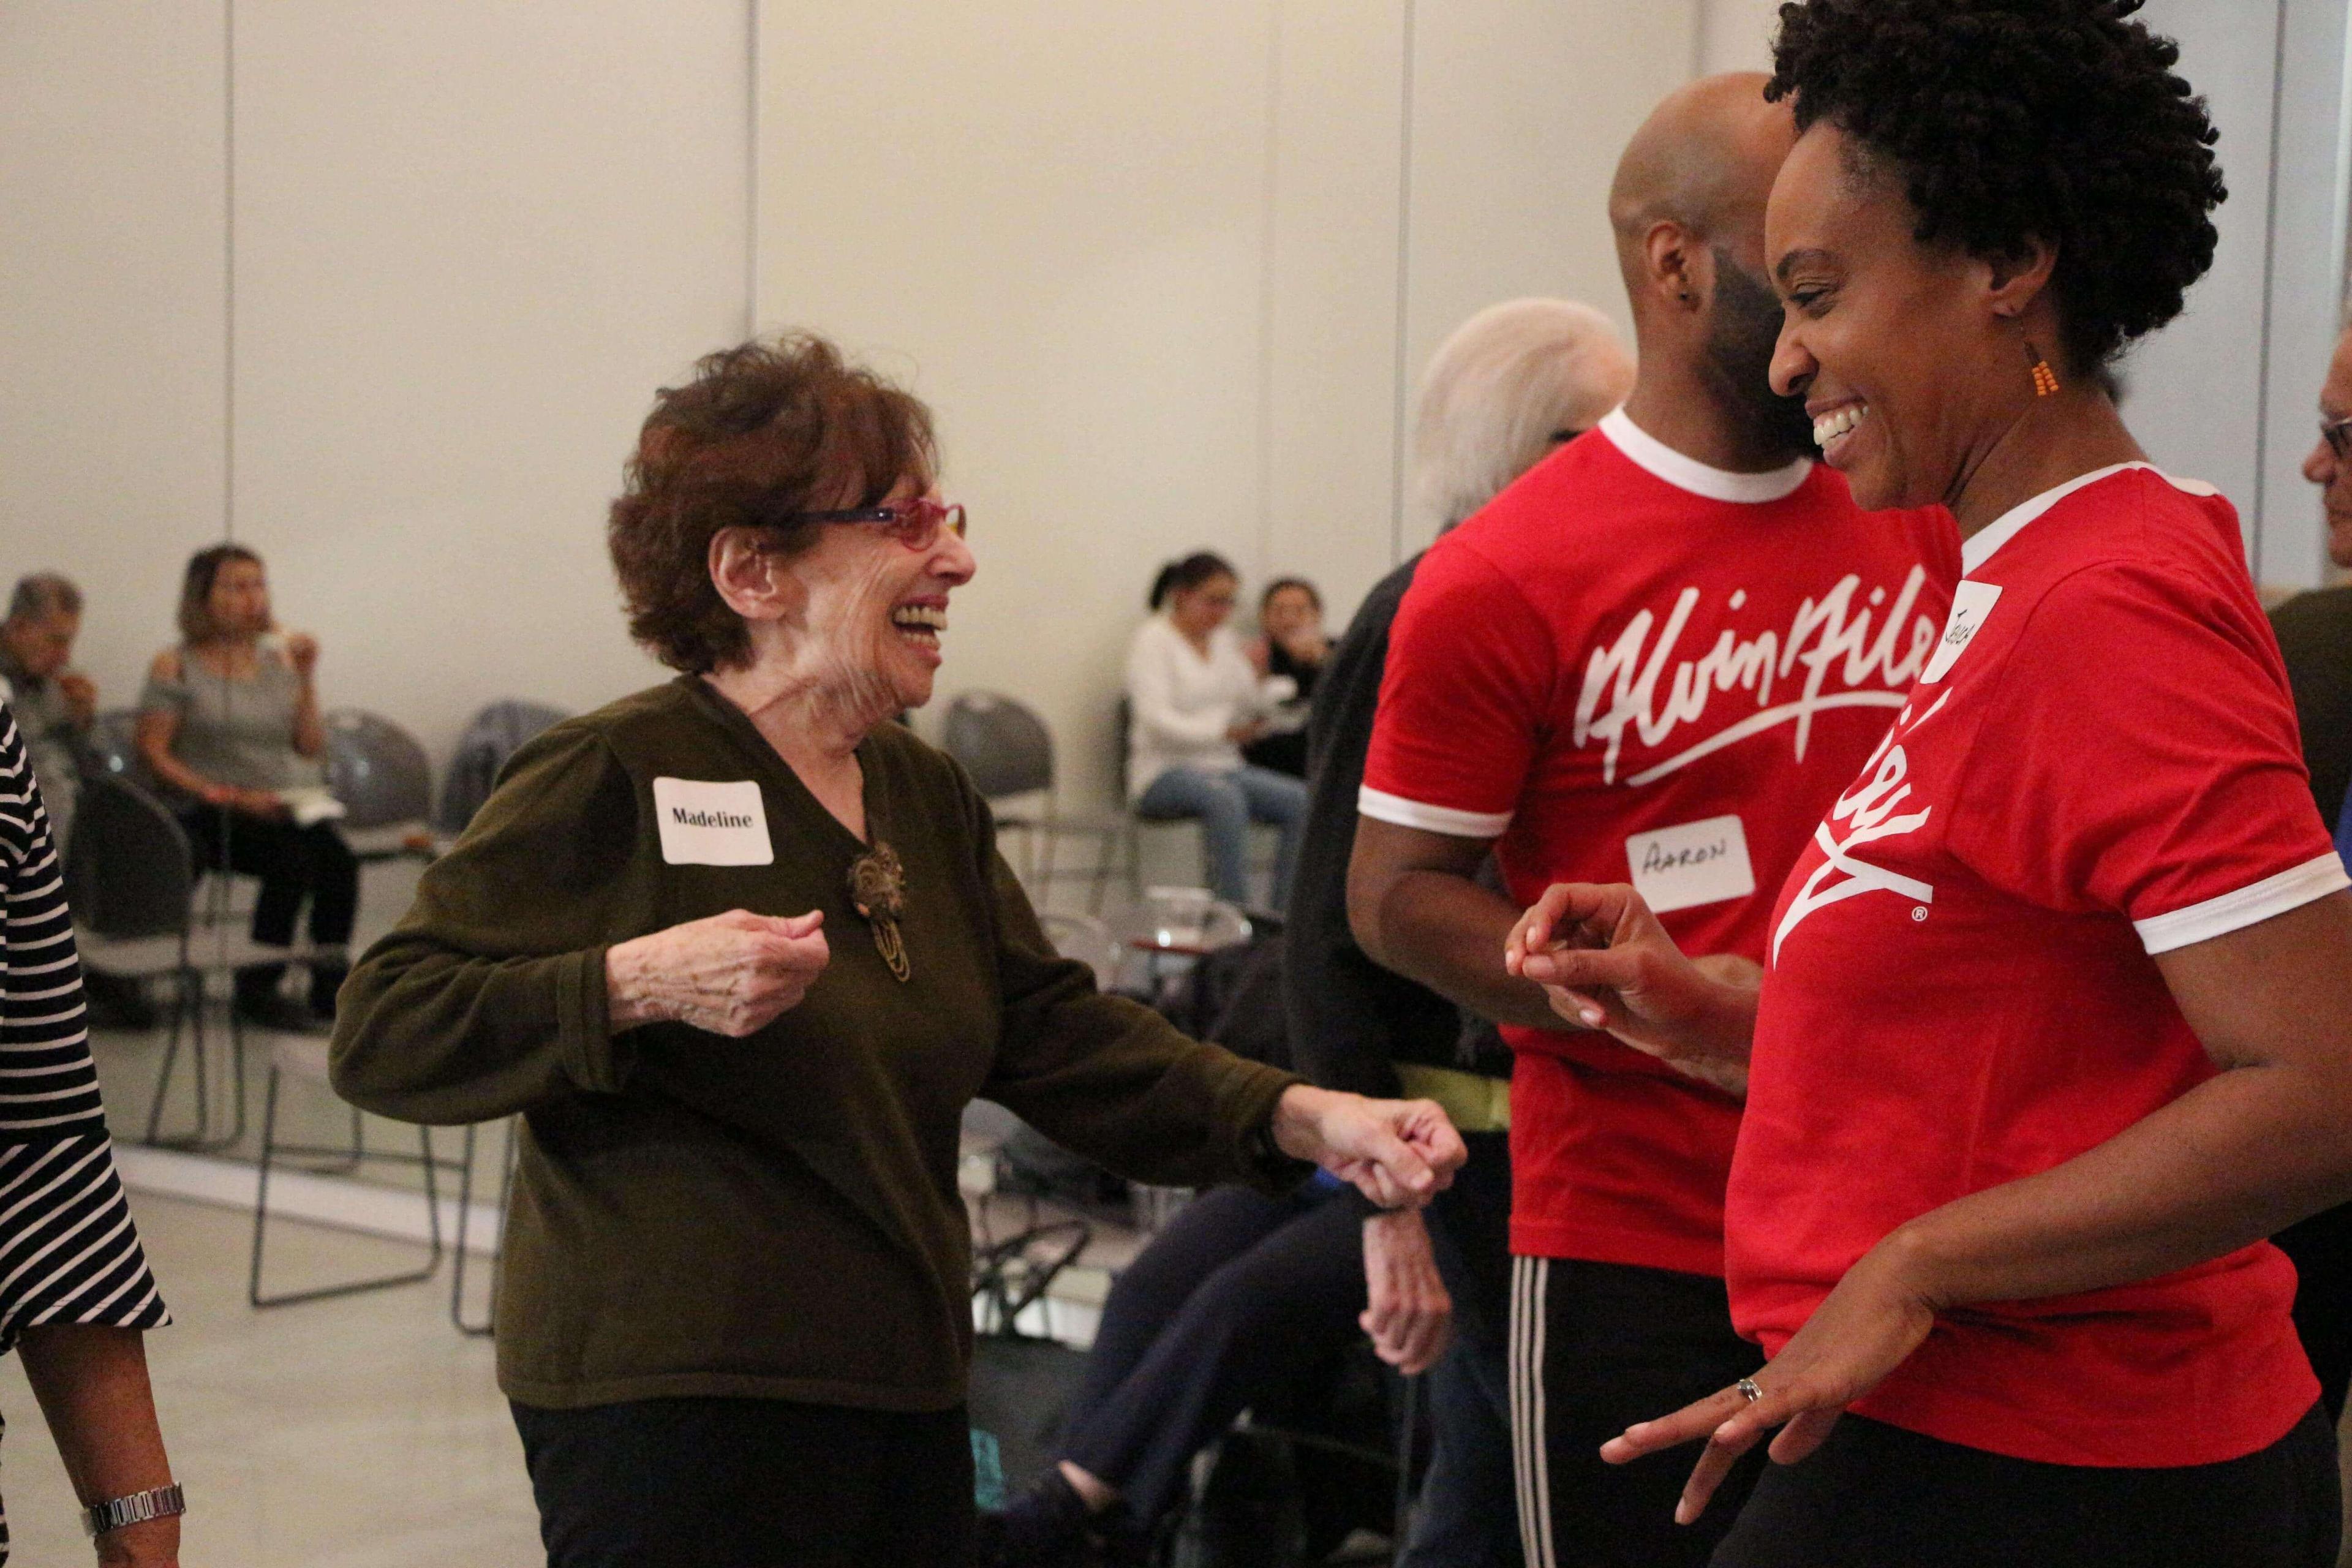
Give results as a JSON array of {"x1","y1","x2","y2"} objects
[
  {"x1": 1597, "y1": 407, "x2": 1814, "y2": 505},
  {"x1": 1959, "y1": 462, "x2": 2220, "y2": 573}
]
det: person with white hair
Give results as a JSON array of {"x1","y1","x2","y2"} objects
[
  {"x1": 1282, "y1": 295, "x2": 1633, "y2": 1568},
  {"x1": 1348, "y1": 74, "x2": 1958, "y2": 1566}
]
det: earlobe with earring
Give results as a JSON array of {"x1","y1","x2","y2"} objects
[{"x1": 2025, "y1": 339, "x2": 2060, "y2": 398}]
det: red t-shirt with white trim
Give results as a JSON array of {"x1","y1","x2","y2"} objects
[
  {"x1": 1363, "y1": 410, "x2": 1958, "y2": 1275},
  {"x1": 1733, "y1": 464, "x2": 2346, "y2": 1466}
]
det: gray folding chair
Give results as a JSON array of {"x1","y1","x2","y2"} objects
[
  {"x1": 66, "y1": 775, "x2": 247, "y2": 1149},
  {"x1": 437, "y1": 699, "x2": 568, "y2": 835},
  {"x1": 248, "y1": 1036, "x2": 465, "y2": 1309},
  {"x1": 80, "y1": 707, "x2": 149, "y2": 786},
  {"x1": 323, "y1": 707, "x2": 435, "y2": 862},
  {"x1": 942, "y1": 692, "x2": 1127, "y2": 912}
]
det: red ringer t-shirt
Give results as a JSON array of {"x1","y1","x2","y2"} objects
[
  {"x1": 1733, "y1": 464, "x2": 2348, "y2": 1467},
  {"x1": 1363, "y1": 410, "x2": 1958, "y2": 1275}
]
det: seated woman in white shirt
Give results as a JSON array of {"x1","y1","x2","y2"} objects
[{"x1": 1125, "y1": 553, "x2": 1306, "y2": 906}]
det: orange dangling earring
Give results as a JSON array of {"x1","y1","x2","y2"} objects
[{"x1": 2025, "y1": 340, "x2": 2060, "y2": 398}]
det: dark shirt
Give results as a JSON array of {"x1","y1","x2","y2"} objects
[
  {"x1": 1242, "y1": 640, "x2": 1321, "y2": 778},
  {"x1": 1281, "y1": 556, "x2": 1508, "y2": 1103},
  {"x1": 333, "y1": 677, "x2": 1299, "y2": 1412},
  {"x1": 2271, "y1": 585, "x2": 2352, "y2": 831}
]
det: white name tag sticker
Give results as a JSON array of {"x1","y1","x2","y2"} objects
[
  {"x1": 1626, "y1": 814, "x2": 1756, "y2": 914},
  {"x1": 652, "y1": 777, "x2": 774, "y2": 866},
  {"x1": 1920, "y1": 580, "x2": 2003, "y2": 684}
]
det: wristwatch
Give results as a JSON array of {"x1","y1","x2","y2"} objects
[{"x1": 81, "y1": 1482, "x2": 185, "y2": 1539}]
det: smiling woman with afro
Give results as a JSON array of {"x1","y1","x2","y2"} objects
[{"x1": 1506, "y1": 4, "x2": 2352, "y2": 1566}]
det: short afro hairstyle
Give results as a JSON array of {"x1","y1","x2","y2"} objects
[
  {"x1": 608, "y1": 333, "x2": 937, "y2": 673},
  {"x1": 1766, "y1": 0, "x2": 2225, "y2": 374}
]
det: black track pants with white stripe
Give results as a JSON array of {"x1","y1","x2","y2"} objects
[{"x1": 1509, "y1": 1255, "x2": 1764, "y2": 1568}]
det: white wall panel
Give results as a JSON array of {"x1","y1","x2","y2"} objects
[
  {"x1": 0, "y1": 4, "x2": 228, "y2": 710},
  {"x1": 1695, "y1": 0, "x2": 1781, "y2": 75},
  {"x1": 758, "y1": 4, "x2": 1280, "y2": 806},
  {"x1": 232, "y1": 2, "x2": 750, "y2": 761},
  {"x1": 1262, "y1": 2, "x2": 1409, "y2": 623},
  {"x1": 1401, "y1": 0, "x2": 1697, "y2": 432},
  {"x1": 2258, "y1": 0, "x2": 2352, "y2": 586},
  {"x1": 2118, "y1": 2, "x2": 2280, "y2": 554}
]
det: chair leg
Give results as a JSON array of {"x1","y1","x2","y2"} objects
[
  {"x1": 1393, "y1": 1371, "x2": 1420, "y2": 1547},
  {"x1": 247, "y1": 1068, "x2": 284, "y2": 1307},
  {"x1": 249, "y1": 1071, "x2": 445, "y2": 1310},
  {"x1": 143, "y1": 967, "x2": 191, "y2": 1147},
  {"x1": 451, "y1": 1117, "x2": 516, "y2": 1337}
]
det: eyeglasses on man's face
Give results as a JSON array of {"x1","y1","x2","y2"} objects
[
  {"x1": 2322, "y1": 414, "x2": 2352, "y2": 465},
  {"x1": 764, "y1": 497, "x2": 968, "y2": 552}
]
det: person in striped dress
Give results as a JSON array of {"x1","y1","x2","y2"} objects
[{"x1": 0, "y1": 700, "x2": 180, "y2": 1565}]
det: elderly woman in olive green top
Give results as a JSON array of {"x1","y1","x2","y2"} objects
[{"x1": 330, "y1": 334, "x2": 1464, "y2": 1568}]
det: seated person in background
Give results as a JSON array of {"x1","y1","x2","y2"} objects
[
  {"x1": 1, "y1": 572, "x2": 155, "y2": 1028},
  {"x1": 137, "y1": 544, "x2": 356, "y2": 1032},
  {"x1": 1239, "y1": 576, "x2": 1328, "y2": 780},
  {"x1": 1125, "y1": 553, "x2": 1306, "y2": 905},
  {"x1": 2265, "y1": 317, "x2": 2352, "y2": 1425},
  {"x1": 981, "y1": 1166, "x2": 1448, "y2": 1567},
  {"x1": 0, "y1": 573, "x2": 94, "y2": 851}
]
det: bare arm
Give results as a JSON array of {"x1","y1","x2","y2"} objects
[
  {"x1": 17, "y1": 1325, "x2": 178, "y2": 1566},
  {"x1": 1345, "y1": 817, "x2": 1566, "y2": 1031},
  {"x1": 1607, "y1": 891, "x2": 2352, "y2": 1521},
  {"x1": 282, "y1": 634, "x2": 325, "y2": 759}
]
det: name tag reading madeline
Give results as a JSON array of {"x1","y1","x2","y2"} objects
[
  {"x1": 1626, "y1": 814, "x2": 1756, "y2": 915},
  {"x1": 652, "y1": 777, "x2": 774, "y2": 867}
]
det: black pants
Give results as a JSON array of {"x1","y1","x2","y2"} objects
[
  {"x1": 2275, "y1": 1200, "x2": 2352, "y2": 1422},
  {"x1": 1711, "y1": 1403, "x2": 2340, "y2": 1568},
  {"x1": 1058, "y1": 1182, "x2": 1366, "y2": 1527},
  {"x1": 1402, "y1": 1128, "x2": 1521, "y2": 1568},
  {"x1": 1510, "y1": 1256, "x2": 1764, "y2": 1568},
  {"x1": 185, "y1": 810, "x2": 356, "y2": 1003},
  {"x1": 511, "y1": 1396, "x2": 976, "y2": 1568}
]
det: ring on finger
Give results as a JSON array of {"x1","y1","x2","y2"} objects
[{"x1": 1735, "y1": 1377, "x2": 1763, "y2": 1404}]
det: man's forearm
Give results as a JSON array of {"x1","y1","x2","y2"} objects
[{"x1": 1366, "y1": 869, "x2": 1567, "y2": 1031}]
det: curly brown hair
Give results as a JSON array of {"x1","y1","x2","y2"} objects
[
  {"x1": 1767, "y1": 0, "x2": 2223, "y2": 375},
  {"x1": 608, "y1": 334, "x2": 938, "y2": 673}
]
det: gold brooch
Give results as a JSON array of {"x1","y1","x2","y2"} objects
[{"x1": 848, "y1": 842, "x2": 910, "y2": 982}]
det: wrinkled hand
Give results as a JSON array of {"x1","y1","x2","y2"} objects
[
  {"x1": 1270, "y1": 1085, "x2": 1465, "y2": 1209},
  {"x1": 1599, "y1": 1236, "x2": 1939, "y2": 1524},
  {"x1": 605, "y1": 908, "x2": 829, "y2": 1035},
  {"x1": 1504, "y1": 882, "x2": 1751, "y2": 1094},
  {"x1": 283, "y1": 631, "x2": 320, "y2": 679},
  {"x1": 58, "y1": 672, "x2": 97, "y2": 727},
  {"x1": 1362, "y1": 1208, "x2": 1452, "y2": 1374}
]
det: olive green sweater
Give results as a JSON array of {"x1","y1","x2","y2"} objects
[{"x1": 331, "y1": 677, "x2": 1300, "y2": 1412}]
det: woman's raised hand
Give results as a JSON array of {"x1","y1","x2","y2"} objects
[
  {"x1": 1504, "y1": 883, "x2": 1755, "y2": 1093},
  {"x1": 284, "y1": 631, "x2": 320, "y2": 679},
  {"x1": 605, "y1": 908, "x2": 830, "y2": 1035}
]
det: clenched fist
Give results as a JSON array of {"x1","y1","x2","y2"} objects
[{"x1": 605, "y1": 908, "x2": 829, "y2": 1036}]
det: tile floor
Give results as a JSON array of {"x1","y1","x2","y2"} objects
[{"x1": 0, "y1": 1193, "x2": 541, "y2": 1566}]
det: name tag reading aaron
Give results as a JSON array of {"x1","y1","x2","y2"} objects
[
  {"x1": 652, "y1": 777, "x2": 774, "y2": 867},
  {"x1": 1626, "y1": 814, "x2": 1755, "y2": 915}
]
